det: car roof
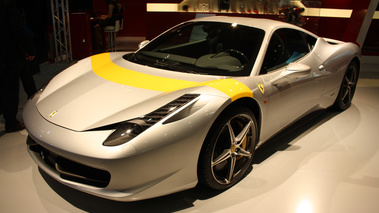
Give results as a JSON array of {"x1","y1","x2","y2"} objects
[{"x1": 187, "y1": 16, "x2": 318, "y2": 37}]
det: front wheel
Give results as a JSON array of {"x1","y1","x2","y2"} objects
[
  {"x1": 333, "y1": 61, "x2": 359, "y2": 110},
  {"x1": 198, "y1": 107, "x2": 258, "y2": 190}
]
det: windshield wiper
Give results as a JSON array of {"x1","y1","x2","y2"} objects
[{"x1": 154, "y1": 60, "x2": 198, "y2": 74}]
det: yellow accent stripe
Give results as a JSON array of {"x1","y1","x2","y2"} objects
[
  {"x1": 197, "y1": 79, "x2": 253, "y2": 102},
  {"x1": 91, "y1": 53, "x2": 253, "y2": 101},
  {"x1": 91, "y1": 53, "x2": 196, "y2": 91}
]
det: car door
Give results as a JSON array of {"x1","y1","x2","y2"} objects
[{"x1": 259, "y1": 28, "x2": 325, "y2": 139}]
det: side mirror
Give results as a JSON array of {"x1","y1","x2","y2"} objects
[
  {"x1": 285, "y1": 63, "x2": 311, "y2": 77},
  {"x1": 271, "y1": 63, "x2": 311, "y2": 88},
  {"x1": 138, "y1": 40, "x2": 150, "y2": 49}
]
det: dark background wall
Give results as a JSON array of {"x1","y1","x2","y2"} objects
[{"x1": 18, "y1": 0, "x2": 379, "y2": 62}]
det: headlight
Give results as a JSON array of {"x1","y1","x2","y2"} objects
[
  {"x1": 103, "y1": 94, "x2": 200, "y2": 146},
  {"x1": 102, "y1": 119, "x2": 147, "y2": 146}
]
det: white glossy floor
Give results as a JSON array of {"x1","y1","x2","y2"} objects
[{"x1": 1, "y1": 59, "x2": 378, "y2": 212}]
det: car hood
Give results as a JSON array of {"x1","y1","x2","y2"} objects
[{"x1": 35, "y1": 53, "x2": 252, "y2": 131}]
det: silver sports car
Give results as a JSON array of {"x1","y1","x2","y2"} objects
[{"x1": 24, "y1": 16, "x2": 360, "y2": 201}]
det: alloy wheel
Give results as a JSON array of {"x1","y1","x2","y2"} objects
[{"x1": 211, "y1": 114, "x2": 254, "y2": 185}]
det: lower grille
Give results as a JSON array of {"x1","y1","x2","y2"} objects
[{"x1": 27, "y1": 136, "x2": 111, "y2": 187}]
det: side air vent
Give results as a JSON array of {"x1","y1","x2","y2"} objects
[{"x1": 140, "y1": 94, "x2": 200, "y2": 127}]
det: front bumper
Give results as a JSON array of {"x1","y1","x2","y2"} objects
[{"x1": 23, "y1": 91, "x2": 229, "y2": 201}]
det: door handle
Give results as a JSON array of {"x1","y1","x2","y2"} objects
[{"x1": 319, "y1": 64, "x2": 326, "y2": 72}]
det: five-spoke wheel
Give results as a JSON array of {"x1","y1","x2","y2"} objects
[
  {"x1": 334, "y1": 61, "x2": 359, "y2": 110},
  {"x1": 198, "y1": 107, "x2": 257, "y2": 190}
]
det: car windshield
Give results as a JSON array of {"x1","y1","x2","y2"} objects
[{"x1": 124, "y1": 21, "x2": 265, "y2": 76}]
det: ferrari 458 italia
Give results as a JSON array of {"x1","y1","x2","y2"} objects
[{"x1": 24, "y1": 16, "x2": 360, "y2": 201}]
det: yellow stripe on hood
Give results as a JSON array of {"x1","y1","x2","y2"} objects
[{"x1": 91, "y1": 53, "x2": 253, "y2": 102}]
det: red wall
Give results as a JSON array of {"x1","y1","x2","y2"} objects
[
  {"x1": 320, "y1": 0, "x2": 356, "y2": 9},
  {"x1": 316, "y1": 0, "x2": 371, "y2": 43}
]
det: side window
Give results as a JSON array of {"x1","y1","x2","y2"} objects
[
  {"x1": 260, "y1": 28, "x2": 310, "y2": 74},
  {"x1": 303, "y1": 32, "x2": 317, "y2": 50}
]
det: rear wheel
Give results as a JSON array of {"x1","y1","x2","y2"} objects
[
  {"x1": 333, "y1": 61, "x2": 358, "y2": 110},
  {"x1": 198, "y1": 107, "x2": 258, "y2": 190}
]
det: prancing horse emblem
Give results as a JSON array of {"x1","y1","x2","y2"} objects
[{"x1": 257, "y1": 83, "x2": 264, "y2": 94}]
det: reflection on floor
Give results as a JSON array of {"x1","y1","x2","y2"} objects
[{"x1": 0, "y1": 49, "x2": 378, "y2": 212}]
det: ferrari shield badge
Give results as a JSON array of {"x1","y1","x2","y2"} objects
[{"x1": 257, "y1": 83, "x2": 264, "y2": 94}]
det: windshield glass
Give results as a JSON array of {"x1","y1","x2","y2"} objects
[{"x1": 124, "y1": 21, "x2": 265, "y2": 76}]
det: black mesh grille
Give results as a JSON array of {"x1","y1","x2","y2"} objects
[
  {"x1": 27, "y1": 136, "x2": 111, "y2": 188},
  {"x1": 141, "y1": 94, "x2": 200, "y2": 127}
]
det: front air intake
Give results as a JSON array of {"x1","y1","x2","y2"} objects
[{"x1": 27, "y1": 136, "x2": 111, "y2": 187}]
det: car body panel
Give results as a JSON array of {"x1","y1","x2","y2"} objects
[
  {"x1": 25, "y1": 88, "x2": 230, "y2": 201},
  {"x1": 24, "y1": 16, "x2": 360, "y2": 201},
  {"x1": 258, "y1": 52, "x2": 325, "y2": 142},
  {"x1": 38, "y1": 52, "x2": 254, "y2": 131}
]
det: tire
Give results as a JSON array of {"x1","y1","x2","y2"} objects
[
  {"x1": 333, "y1": 61, "x2": 358, "y2": 111},
  {"x1": 198, "y1": 107, "x2": 258, "y2": 190}
]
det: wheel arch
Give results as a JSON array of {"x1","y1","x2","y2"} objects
[
  {"x1": 196, "y1": 96, "x2": 261, "y2": 189},
  {"x1": 332, "y1": 56, "x2": 360, "y2": 111},
  {"x1": 196, "y1": 96, "x2": 262, "y2": 161},
  {"x1": 351, "y1": 56, "x2": 360, "y2": 75},
  {"x1": 197, "y1": 96, "x2": 263, "y2": 158},
  {"x1": 216, "y1": 97, "x2": 262, "y2": 140}
]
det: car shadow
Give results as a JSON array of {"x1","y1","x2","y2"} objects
[
  {"x1": 40, "y1": 168, "x2": 223, "y2": 213},
  {"x1": 253, "y1": 109, "x2": 340, "y2": 165},
  {"x1": 39, "y1": 109, "x2": 341, "y2": 213}
]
